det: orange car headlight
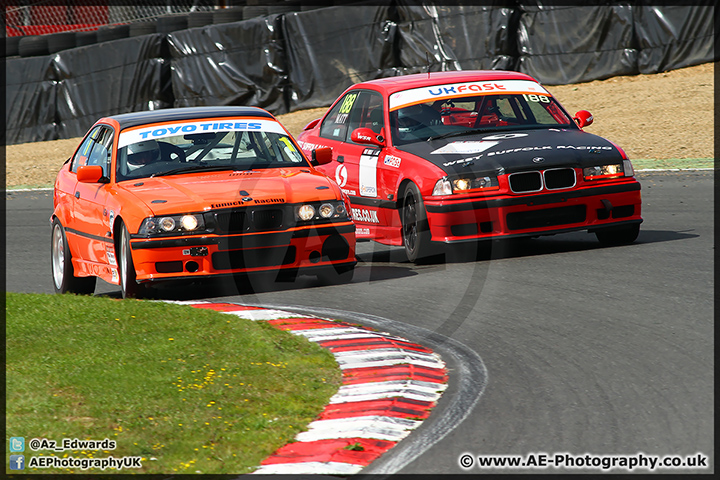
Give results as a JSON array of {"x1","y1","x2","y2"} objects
[
  {"x1": 139, "y1": 214, "x2": 206, "y2": 236},
  {"x1": 295, "y1": 201, "x2": 348, "y2": 222}
]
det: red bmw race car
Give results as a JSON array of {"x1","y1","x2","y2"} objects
[
  {"x1": 298, "y1": 70, "x2": 642, "y2": 262},
  {"x1": 51, "y1": 106, "x2": 356, "y2": 298}
]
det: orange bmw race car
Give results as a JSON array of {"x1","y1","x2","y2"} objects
[{"x1": 51, "y1": 106, "x2": 356, "y2": 298}]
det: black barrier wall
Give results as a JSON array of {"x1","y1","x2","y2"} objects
[
  {"x1": 4, "y1": 1, "x2": 715, "y2": 145},
  {"x1": 283, "y1": 3, "x2": 397, "y2": 111},
  {"x1": 54, "y1": 34, "x2": 172, "y2": 139},
  {"x1": 168, "y1": 14, "x2": 288, "y2": 113},
  {"x1": 394, "y1": 3, "x2": 520, "y2": 74}
]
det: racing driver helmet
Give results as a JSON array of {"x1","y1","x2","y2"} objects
[
  {"x1": 127, "y1": 140, "x2": 160, "y2": 167},
  {"x1": 396, "y1": 104, "x2": 441, "y2": 137}
]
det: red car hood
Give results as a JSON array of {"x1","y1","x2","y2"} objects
[{"x1": 118, "y1": 168, "x2": 338, "y2": 215}]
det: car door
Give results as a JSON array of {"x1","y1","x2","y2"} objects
[
  {"x1": 316, "y1": 90, "x2": 388, "y2": 232},
  {"x1": 70, "y1": 125, "x2": 115, "y2": 270}
]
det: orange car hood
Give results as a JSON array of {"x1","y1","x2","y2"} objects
[{"x1": 118, "y1": 168, "x2": 338, "y2": 215}]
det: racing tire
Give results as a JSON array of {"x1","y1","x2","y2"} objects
[
  {"x1": 51, "y1": 218, "x2": 96, "y2": 295},
  {"x1": 47, "y1": 31, "x2": 76, "y2": 53},
  {"x1": 75, "y1": 30, "x2": 97, "y2": 47},
  {"x1": 595, "y1": 223, "x2": 640, "y2": 246},
  {"x1": 118, "y1": 223, "x2": 145, "y2": 299},
  {"x1": 188, "y1": 12, "x2": 214, "y2": 28},
  {"x1": 317, "y1": 265, "x2": 355, "y2": 285},
  {"x1": 18, "y1": 35, "x2": 49, "y2": 57},
  {"x1": 129, "y1": 21, "x2": 157, "y2": 36},
  {"x1": 401, "y1": 183, "x2": 436, "y2": 263},
  {"x1": 5, "y1": 36, "x2": 21, "y2": 57}
]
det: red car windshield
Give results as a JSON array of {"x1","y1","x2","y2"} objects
[{"x1": 389, "y1": 93, "x2": 574, "y2": 145}]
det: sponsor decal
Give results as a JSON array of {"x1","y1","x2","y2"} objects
[
  {"x1": 557, "y1": 145, "x2": 613, "y2": 150},
  {"x1": 431, "y1": 140, "x2": 499, "y2": 155},
  {"x1": 106, "y1": 250, "x2": 117, "y2": 267},
  {"x1": 359, "y1": 149, "x2": 380, "y2": 198},
  {"x1": 108, "y1": 210, "x2": 115, "y2": 225},
  {"x1": 389, "y1": 80, "x2": 550, "y2": 110},
  {"x1": 443, "y1": 154, "x2": 484, "y2": 167},
  {"x1": 335, "y1": 93, "x2": 358, "y2": 124},
  {"x1": 335, "y1": 164, "x2": 348, "y2": 187},
  {"x1": 119, "y1": 119, "x2": 285, "y2": 148},
  {"x1": 253, "y1": 198, "x2": 285, "y2": 204},
  {"x1": 486, "y1": 145, "x2": 552, "y2": 157},
  {"x1": 212, "y1": 200, "x2": 246, "y2": 208},
  {"x1": 298, "y1": 140, "x2": 323, "y2": 152},
  {"x1": 383, "y1": 155, "x2": 402, "y2": 168},
  {"x1": 111, "y1": 268, "x2": 118, "y2": 283},
  {"x1": 483, "y1": 133, "x2": 528, "y2": 140},
  {"x1": 356, "y1": 227, "x2": 371, "y2": 235},
  {"x1": 360, "y1": 185, "x2": 377, "y2": 196},
  {"x1": 341, "y1": 188, "x2": 357, "y2": 196},
  {"x1": 352, "y1": 207, "x2": 380, "y2": 224}
]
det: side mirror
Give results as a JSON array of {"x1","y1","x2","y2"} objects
[
  {"x1": 303, "y1": 118, "x2": 321, "y2": 131},
  {"x1": 311, "y1": 147, "x2": 333, "y2": 166},
  {"x1": 574, "y1": 110, "x2": 594, "y2": 128},
  {"x1": 77, "y1": 165, "x2": 107, "y2": 183},
  {"x1": 351, "y1": 127, "x2": 385, "y2": 147}
]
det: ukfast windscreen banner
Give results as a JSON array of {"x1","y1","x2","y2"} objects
[
  {"x1": 118, "y1": 119, "x2": 286, "y2": 148},
  {"x1": 388, "y1": 79, "x2": 551, "y2": 111}
]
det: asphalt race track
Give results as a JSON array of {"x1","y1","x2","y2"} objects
[{"x1": 5, "y1": 171, "x2": 714, "y2": 474}]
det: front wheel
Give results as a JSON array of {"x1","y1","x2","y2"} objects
[
  {"x1": 51, "y1": 218, "x2": 96, "y2": 294},
  {"x1": 595, "y1": 223, "x2": 640, "y2": 246},
  {"x1": 118, "y1": 223, "x2": 145, "y2": 298},
  {"x1": 401, "y1": 183, "x2": 436, "y2": 263}
]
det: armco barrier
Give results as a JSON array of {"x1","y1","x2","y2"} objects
[{"x1": 4, "y1": 1, "x2": 715, "y2": 145}]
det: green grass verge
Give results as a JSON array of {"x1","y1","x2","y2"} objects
[
  {"x1": 5, "y1": 293, "x2": 341, "y2": 474},
  {"x1": 632, "y1": 158, "x2": 713, "y2": 170}
]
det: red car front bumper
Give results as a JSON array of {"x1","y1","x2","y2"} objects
[{"x1": 424, "y1": 178, "x2": 642, "y2": 243}]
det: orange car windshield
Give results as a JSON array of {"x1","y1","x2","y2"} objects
[{"x1": 116, "y1": 130, "x2": 308, "y2": 181}]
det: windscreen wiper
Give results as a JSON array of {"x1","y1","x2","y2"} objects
[
  {"x1": 151, "y1": 165, "x2": 241, "y2": 177},
  {"x1": 426, "y1": 127, "x2": 498, "y2": 142}
]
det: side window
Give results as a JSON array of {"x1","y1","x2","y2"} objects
[
  {"x1": 71, "y1": 127, "x2": 101, "y2": 173},
  {"x1": 71, "y1": 126, "x2": 113, "y2": 176},
  {"x1": 347, "y1": 91, "x2": 385, "y2": 141},
  {"x1": 86, "y1": 127, "x2": 114, "y2": 177},
  {"x1": 319, "y1": 91, "x2": 360, "y2": 142}
]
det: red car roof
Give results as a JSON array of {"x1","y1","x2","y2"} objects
[{"x1": 351, "y1": 70, "x2": 541, "y2": 95}]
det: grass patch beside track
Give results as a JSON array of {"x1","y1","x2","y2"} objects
[
  {"x1": 632, "y1": 158, "x2": 713, "y2": 171},
  {"x1": 5, "y1": 292, "x2": 341, "y2": 474}
]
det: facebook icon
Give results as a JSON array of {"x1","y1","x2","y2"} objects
[{"x1": 10, "y1": 454, "x2": 25, "y2": 470}]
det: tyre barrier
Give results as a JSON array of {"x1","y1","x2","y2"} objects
[{"x1": 175, "y1": 301, "x2": 448, "y2": 475}]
